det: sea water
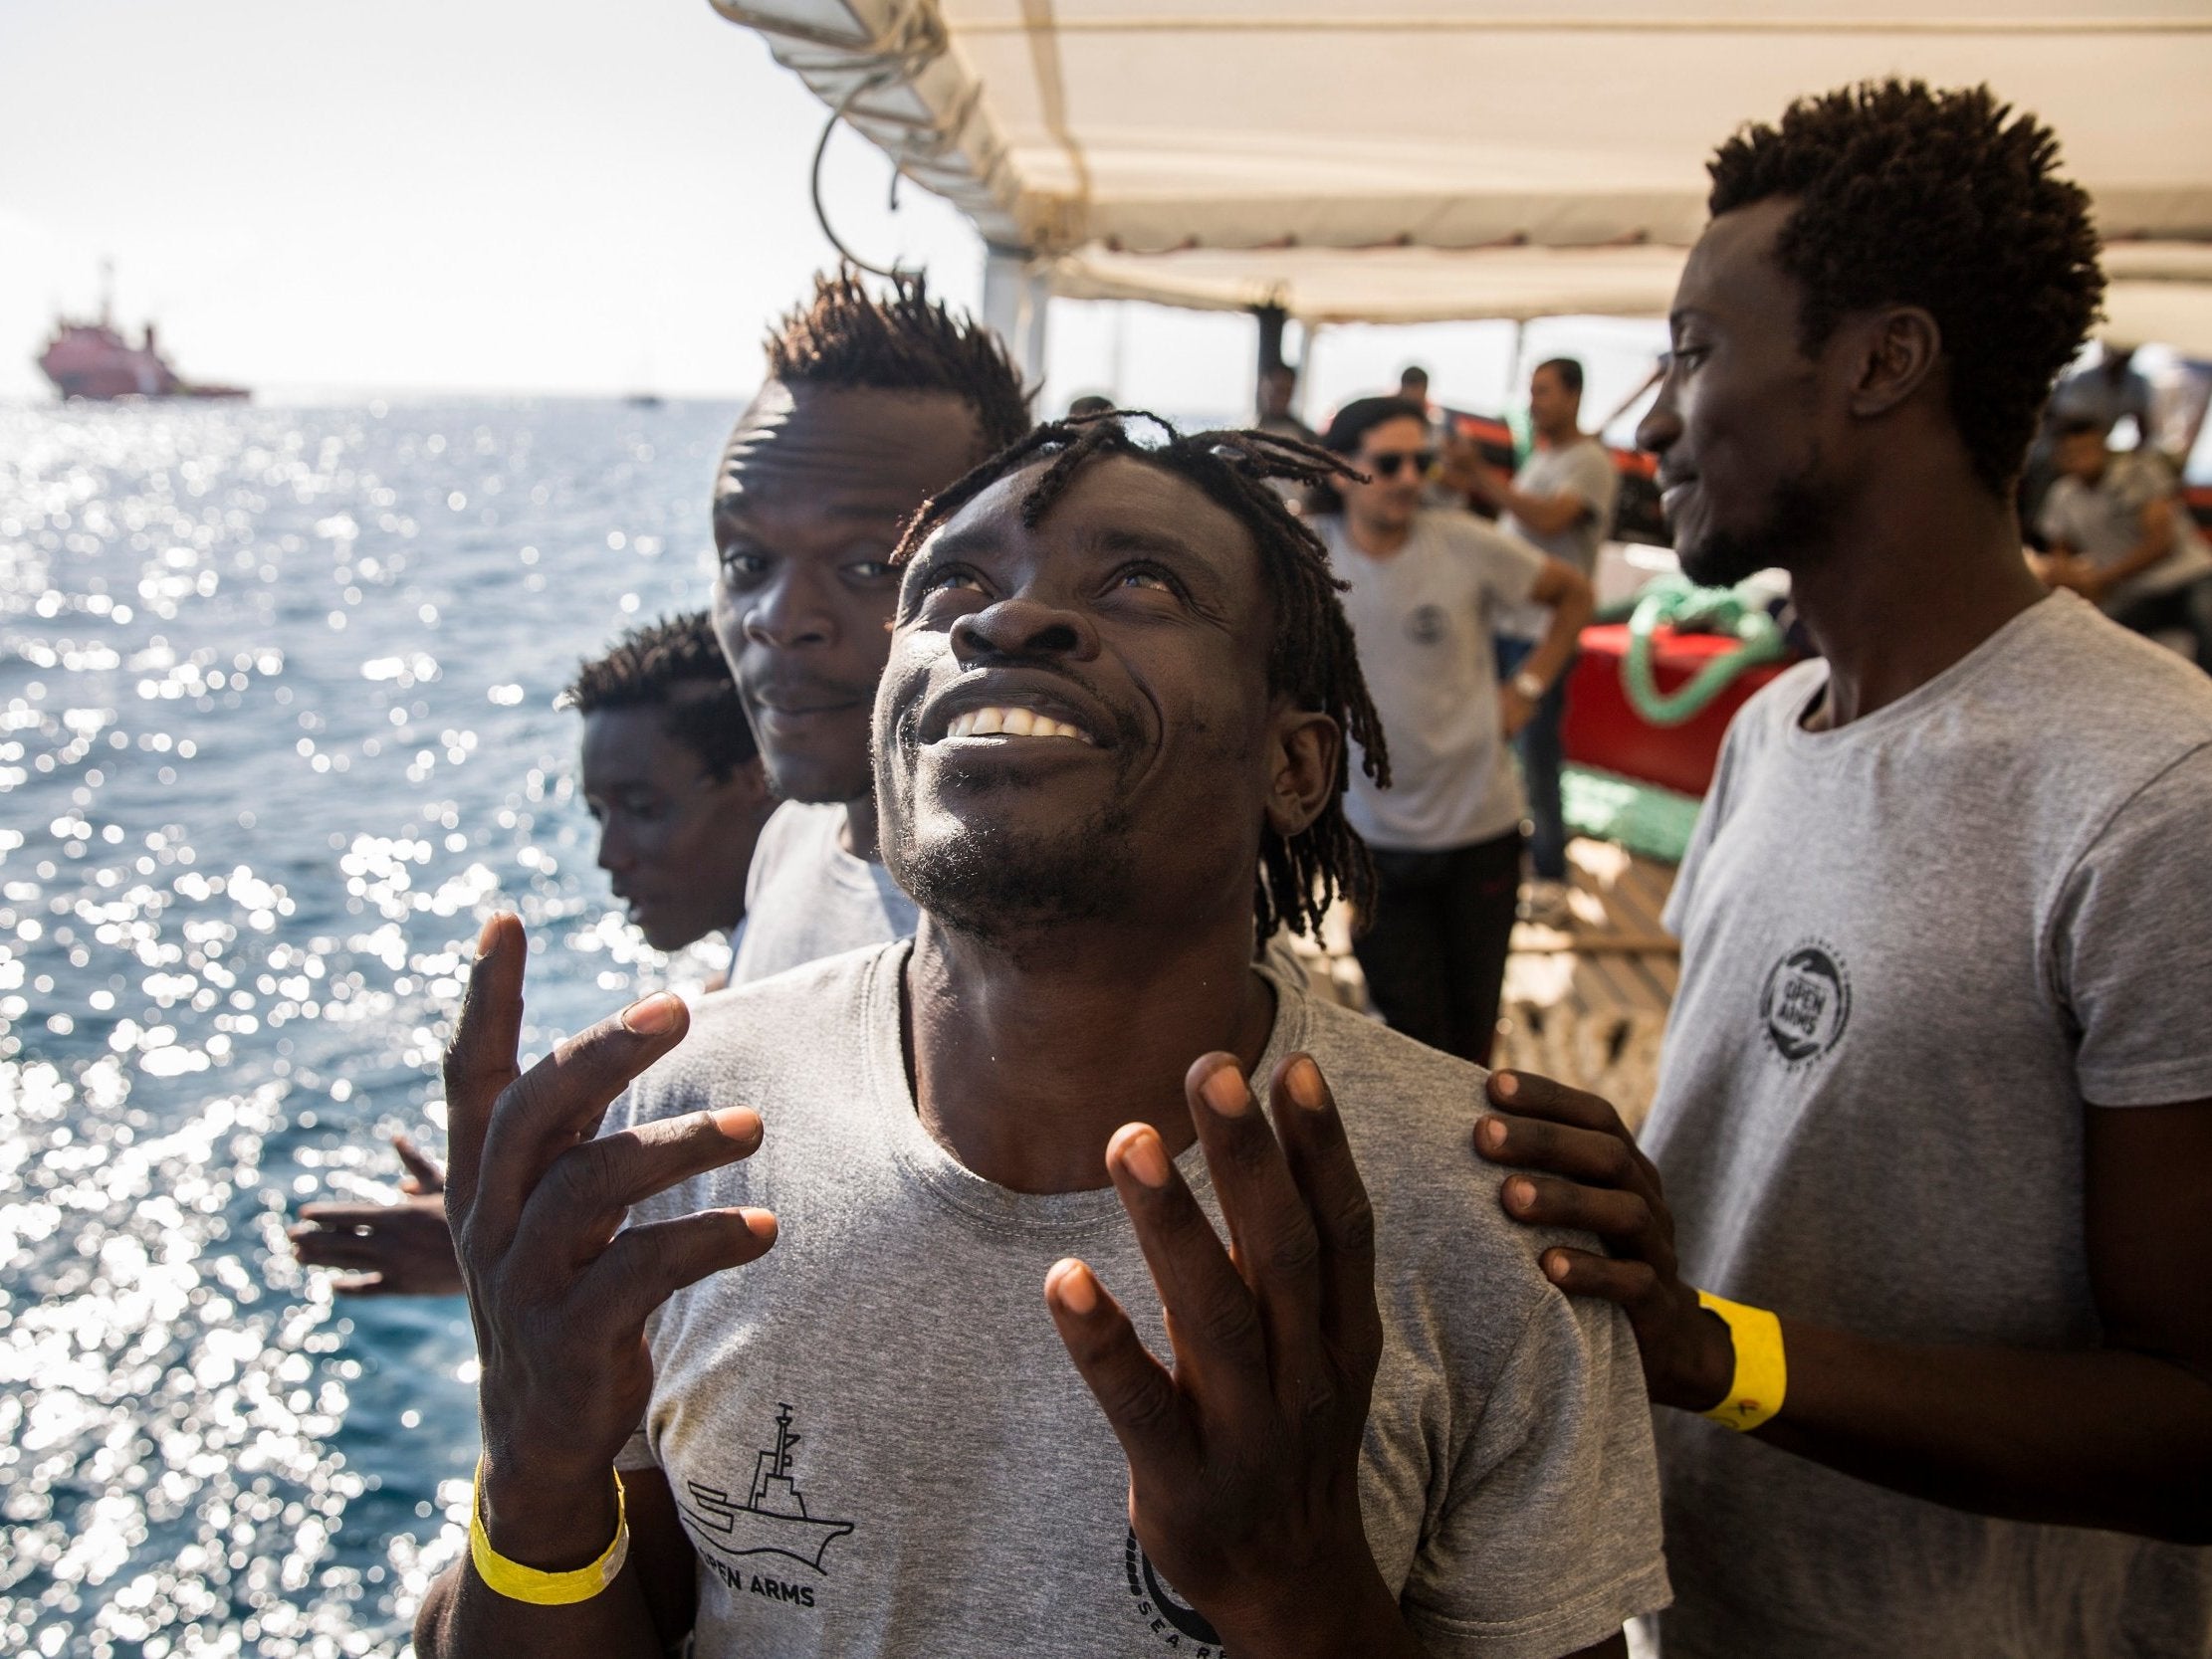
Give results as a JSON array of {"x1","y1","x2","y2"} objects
[{"x1": 0, "y1": 396, "x2": 745, "y2": 1657}]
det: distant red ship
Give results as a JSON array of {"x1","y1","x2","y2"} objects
[{"x1": 37, "y1": 267, "x2": 246, "y2": 402}]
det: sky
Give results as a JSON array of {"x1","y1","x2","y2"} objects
[{"x1": 0, "y1": 0, "x2": 1667, "y2": 429}]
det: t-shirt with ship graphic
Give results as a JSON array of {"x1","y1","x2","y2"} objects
[{"x1": 613, "y1": 940, "x2": 1669, "y2": 1656}]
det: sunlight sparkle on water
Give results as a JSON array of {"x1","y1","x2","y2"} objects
[{"x1": 0, "y1": 397, "x2": 738, "y2": 1655}]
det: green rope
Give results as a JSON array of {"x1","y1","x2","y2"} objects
[{"x1": 1624, "y1": 577, "x2": 1789, "y2": 726}]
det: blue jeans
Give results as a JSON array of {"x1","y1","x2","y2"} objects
[{"x1": 1496, "y1": 636, "x2": 1573, "y2": 881}]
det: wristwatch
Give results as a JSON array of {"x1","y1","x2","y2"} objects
[{"x1": 1510, "y1": 670, "x2": 1547, "y2": 703}]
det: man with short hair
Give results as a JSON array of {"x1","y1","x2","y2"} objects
[
  {"x1": 1464, "y1": 358, "x2": 1621, "y2": 917},
  {"x1": 571, "y1": 611, "x2": 779, "y2": 963},
  {"x1": 1311, "y1": 396, "x2": 1594, "y2": 1064},
  {"x1": 1254, "y1": 361, "x2": 1317, "y2": 445},
  {"x1": 2038, "y1": 415, "x2": 2212, "y2": 671},
  {"x1": 712, "y1": 272, "x2": 1030, "y2": 984},
  {"x1": 296, "y1": 280, "x2": 1026, "y2": 1295},
  {"x1": 414, "y1": 416, "x2": 1667, "y2": 1658},
  {"x1": 1474, "y1": 81, "x2": 2212, "y2": 1656},
  {"x1": 290, "y1": 611, "x2": 774, "y2": 1296}
]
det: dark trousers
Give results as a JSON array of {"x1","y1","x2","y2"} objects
[
  {"x1": 1352, "y1": 828, "x2": 1524, "y2": 1066},
  {"x1": 2109, "y1": 574, "x2": 2212, "y2": 675},
  {"x1": 1495, "y1": 636, "x2": 1573, "y2": 881}
]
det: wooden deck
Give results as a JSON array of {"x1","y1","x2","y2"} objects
[
  {"x1": 1285, "y1": 837, "x2": 1679, "y2": 1131},
  {"x1": 1494, "y1": 840, "x2": 1677, "y2": 1132}
]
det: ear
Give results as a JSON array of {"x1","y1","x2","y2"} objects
[
  {"x1": 1263, "y1": 706, "x2": 1340, "y2": 843},
  {"x1": 731, "y1": 755, "x2": 774, "y2": 806},
  {"x1": 1846, "y1": 306, "x2": 1942, "y2": 419}
]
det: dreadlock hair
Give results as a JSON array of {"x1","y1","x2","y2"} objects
[
  {"x1": 1707, "y1": 80, "x2": 2103, "y2": 498},
  {"x1": 765, "y1": 269, "x2": 1032, "y2": 452},
  {"x1": 562, "y1": 611, "x2": 756, "y2": 782},
  {"x1": 891, "y1": 410, "x2": 1392, "y2": 947}
]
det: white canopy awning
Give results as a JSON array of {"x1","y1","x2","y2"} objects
[{"x1": 712, "y1": 0, "x2": 2212, "y2": 350}]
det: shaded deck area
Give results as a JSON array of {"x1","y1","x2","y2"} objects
[
  {"x1": 1290, "y1": 837, "x2": 1679, "y2": 1130},
  {"x1": 1495, "y1": 840, "x2": 1677, "y2": 1133}
]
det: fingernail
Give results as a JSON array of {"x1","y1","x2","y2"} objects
[
  {"x1": 621, "y1": 992, "x2": 682, "y2": 1035},
  {"x1": 739, "y1": 1207, "x2": 778, "y2": 1243},
  {"x1": 1478, "y1": 1116, "x2": 1506, "y2": 1150},
  {"x1": 1116, "y1": 1127, "x2": 1172, "y2": 1188},
  {"x1": 1492, "y1": 1070, "x2": 1518, "y2": 1099},
  {"x1": 709, "y1": 1107, "x2": 759, "y2": 1142},
  {"x1": 1049, "y1": 1258, "x2": 1097, "y2": 1315},
  {"x1": 475, "y1": 915, "x2": 502, "y2": 960},
  {"x1": 1287, "y1": 1055, "x2": 1327, "y2": 1112},
  {"x1": 1545, "y1": 1252, "x2": 1571, "y2": 1283},
  {"x1": 1200, "y1": 1064, "x2": 1249, "y2": 1118},
  {"x1": 1508, "y1": 1177, "x2": 1536, "y2": 1212}
]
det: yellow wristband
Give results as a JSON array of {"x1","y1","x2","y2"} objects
[
  {"x1": 1696, "y1": 1290, "x2": 1787, "y2": 1432},
  {"x1": 469, "y1": 1460, "x2": 630, "y2": 1605}
]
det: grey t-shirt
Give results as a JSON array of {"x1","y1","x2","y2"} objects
[
  {"x1": 1498, "y1": 437, "x2": 1619, "y2": 642},
  {"x1": 2039, "y1": 451, "x2": 2212, "y2": 610},
  {"x1": 615, "y1": 940, "x2": 1669, "y2": 1657},
  {"x1": 727, "y1": 801, "x2": 920, "y2": 986},
  {"x1": 1645, "y1": 591, "x2": 2212, "y2": 1658},
  {"x1": 1315, "y1": 510, "x2": 1544, "y2": 851}
]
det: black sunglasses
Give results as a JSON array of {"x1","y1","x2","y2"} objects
[{"x1": 1361, "y1": 448, "x2": 1436, "y2": 480}]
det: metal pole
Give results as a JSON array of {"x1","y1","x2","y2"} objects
[{"x1": 982, "y1": 244, "x2": 1049, "y2": 389}]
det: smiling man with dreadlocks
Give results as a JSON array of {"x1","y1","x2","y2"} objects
[{"x1": 416, "y1": 414, "x2": 1668, "y2": 1659}]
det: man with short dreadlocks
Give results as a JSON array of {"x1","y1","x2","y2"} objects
[
  {"x1": 712, "y1": 270, "x2": 1030, "y2": 986},
  {"x1": 416, "y1": 414, "x2": 1668, "y2": 1659}
]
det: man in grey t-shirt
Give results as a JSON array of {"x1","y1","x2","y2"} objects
[
  {"x1": 1463, "y1": 359, "x2": 1621, "y2": 901},
  {"x1": 416, "y1": 416, "x2": 1665, "y2": 1658},
  {"x1": 1473, "y1": 83, "x2": 2212, "y2": 1657},
  {"x1": 1312, "y1": 396, "x2": 1593, "y2": 1065}
]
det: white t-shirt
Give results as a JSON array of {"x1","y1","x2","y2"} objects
[
  {"x1": 1313, "y1": 511, "x2": 1544, "y2": 851},
  {"x1": 1498, "y1": 436, "x2": 1619, "y2": 643},
  {"x1": 615, "y1": 940, "x2": 1669, "y2": 1657},
  {"x1": 727, "y1": 802, "x2": 920, "y2": 986}
]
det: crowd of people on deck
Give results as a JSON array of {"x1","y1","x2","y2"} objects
[{"x1": 284, "y1": 78, "x2": 2212, "y2": 1659}]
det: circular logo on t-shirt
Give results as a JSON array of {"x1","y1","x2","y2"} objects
[
  {"x1": 1759, "y1": 941, "x2": 1851, "y2": 1066},
  {"x1": 1123, "y1": 1529, "x2": 1224, "y2": 1652},
  {"x1": 1405, "y1": 602, "x2": 1448, "y2": 646}
]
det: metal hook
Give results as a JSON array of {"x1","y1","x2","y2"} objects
[{"x1": 810, "y1": 69, "x2": 917, "y2": 282}]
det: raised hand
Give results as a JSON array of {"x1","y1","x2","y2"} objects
[
  {"x1": 446, "y1": 914, "x2": 776, "y2": 1566},
  {"x1": 292, "y1": 1134, "x2": 463, "y2": 1296},
  {"x1": 1474, "y1": 1069, "x2": 1730, "y2": 1411},
  {"x1": 1045, "y1": 1052, "x2": 1425, "y2": 1658}
]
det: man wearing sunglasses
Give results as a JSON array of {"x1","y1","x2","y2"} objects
[{"x1": 1310, "y1": 396, "x2": 1593, "y2": 1063}]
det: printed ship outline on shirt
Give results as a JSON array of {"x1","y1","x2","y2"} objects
[{"x1": 682, "y1": 1402, "x2": 856, "y2": 1574}]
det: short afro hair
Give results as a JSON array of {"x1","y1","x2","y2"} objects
[
  {"x1": 563, "y1": 611, "x2": 756, "y2": 782},
  {"x1": 892, "y1": 411, "x2": 1390, "y2": 946},
  {"x1": 765, "y1": 269, "x2": 1032, "y2": 453},
  {"x1": 1707, "y1": 80, "x2": 2103, "y2": 497}
]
